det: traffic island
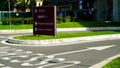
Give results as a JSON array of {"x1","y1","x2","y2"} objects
[{"x1": 5, "y1": 32, "x2": 120, "y2": 46}]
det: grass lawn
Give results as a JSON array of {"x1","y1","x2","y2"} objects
[
  {"x1": 14, "y1": 31, "x2": 120, "y2": 40},
  {"x1": 102, "y1": 57, "x2": 120, "y2": 68},
  {"x1": 0, "y1": 21, "x2": 120, "y2": 30},
  {"x1": 57, "y1": 21, "x2": 120, "y2": 28},
  {"x1": 0, "y1": 25, "x2": 32, "y2": 30}
]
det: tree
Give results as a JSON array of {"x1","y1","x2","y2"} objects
[
  {"x1": 0, "y1": 0, "x2": 17, "y2": 11},
  {"x1": 0, "y1": 0, "x2": 36, "y2": 11},
  {"x1": 29, "y1": 0, "x2": 36, "y2": 8},
  {"x1": 0, "y1": 0, "x2": 8, "y2": 11},
  {"x1": 16, "y1": 0, "x2": 26, "y2": 11},
  {"x1": 15, "y1": 0, "x2": 36, "y2": 12}
]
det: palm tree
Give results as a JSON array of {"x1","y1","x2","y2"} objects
[
  {"x1": 13, "y1": 0, "x2": 35, "y2": 12},
  {"x1": 25, "y1": 0, "x2": 36, "y2": 12},
  {"x1": 16, "y1": 0, "x2": 26, "y2": 12}
]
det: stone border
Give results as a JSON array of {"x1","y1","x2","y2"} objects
[{"x1": 6, "y1": 34, "x2": 120, "y2": 46}]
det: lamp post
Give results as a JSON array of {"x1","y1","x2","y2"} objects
[{"x1": 7, "y1": 0, "x2": 11, "y2": 29}]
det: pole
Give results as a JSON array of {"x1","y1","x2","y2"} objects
[{"x1": 8, "y1": 1, "x2": 11, "y2": 29}]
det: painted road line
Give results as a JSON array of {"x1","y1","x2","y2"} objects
[
  {"x1": 47, "y1": 45, "x2": 116, "y2": 58},
  {"x1": 0, "y1": 48, "x2": 18, "y2": 53},
  {"x1": 0, "y1": 63, "x2": 5, "y2": 66},
  {"x1": 11, "y1": 56, "x2": 44, "y2": 63},
  {"x1": 0, "y1": 63, "x2": 13, "y2": 68},
  {"x1": 0, "y1": 51, "x2": 33, "y2": 58},
  {"x1": 21, "y1": 58, "x2": 65, "y2": 66},
  {"x1": 36, "y1": 61, "x2": 80, "y2": 68},
  {"x1": 0, "y1": 47, "x2": 10, "y2": 49},
  {"x1": 1, "y1": 66, "x2": 13, "y2": 68},
  {"x1": 0, "y1": 47, "x2": 80, "y2": 68},
  {"x1": 0, "y1": 53, "x2": 44, "y2": 61},
  {"x1": 53, "y1": 61, "x2": 80, "y2": 68}
]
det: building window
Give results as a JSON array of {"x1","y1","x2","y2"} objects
[{"x1": 82, "y1": 0, "x2": 94, "y2": 9}]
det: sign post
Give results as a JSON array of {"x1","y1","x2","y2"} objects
[
  {"x1": 7, "y1": 0, "x2": 11, "y2": 29},
  {"x1": 33, "y1": 6, "x2": 56, "y2": 36}
]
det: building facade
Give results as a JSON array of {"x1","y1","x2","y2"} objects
[{"x1": 43, "y1": 0, "x2": 120, "y2": 21}]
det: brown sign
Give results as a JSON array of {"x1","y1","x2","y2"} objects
[
  {"x1": 6, "y1": 0, "x2": 10, "y2": 2},
  {"x1": 33, "y1": 6, "x2": 56, "y2": 36}
]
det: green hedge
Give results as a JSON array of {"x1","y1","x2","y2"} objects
[
  {"x1": 2, "y1": 18, "x2": 9, "y2": 25},
  {"x1": 2, "y1": 17, "x2": 33, "y2": 25}
]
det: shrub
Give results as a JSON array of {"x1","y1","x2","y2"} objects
[
  {"x1": 2, "y1": 18, "x2": 9, "y2": 25},
  {"x1": 64, "y1": 16, "x2": 71, "y2": 22},
  {"x1": 57, "y1": 16, "x2": 63, "y2": 23},
  {"x1": 11, "y1": 18, "x2": 23, "y2": 25},
  {"x1": 72, "y1": 17, "x2": 77, "y2": 22},
  {"x1": 23, "y1": 18, "x2": 33, "y2": 24}
]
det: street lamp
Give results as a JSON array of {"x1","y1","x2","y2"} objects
[{"x1": 7, "y1": 0, "x2": 11, "y2": 29}]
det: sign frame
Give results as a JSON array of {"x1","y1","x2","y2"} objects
[
  {"x1": 6, "y1": 0, "x2": 10, "y2": 2},
  {"x1": 33, "y1": 6, "x2": 57, "y2": 36}
]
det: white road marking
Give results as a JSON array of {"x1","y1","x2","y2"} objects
[
  {"x1": 1, "y1": 55, "x2": 28, "y2": 60},
  {"x1": 0, "y1": 48, "x2": 18, "y2": 53},
  {"x1": 0, "y1": 50, "x2": 33, "y2": 59},
  {"x1": 47, "y1": 45, "x2": 116, "y2": 57},
  {"x1": 10, "y1": 54, "x2": 45, "y2": 63},
  {"x1": 0, "y1": 47, "x2": 10, "y2": 49},
  {"x1": 15, "y1": 49, "x2": 23, "y2": 52},
  {"x1": 53, "y1": 61, "x2": 80, "y2": 68},
  {"x1": 0, "y1": 63, "x2": 5, "y2": 66},
  {"x1": 21, "y1": 58, "x2": 65, "y2": 66},
  {"x1": 0, "y1": 53, "x2": 16, "y2": 57},
  {"x1": 0, "y1": 46, "x2": 82, "y2": 68},
  {"x1": 87, "y1": 45, "x2": 116, "y2": 50},
  {"x1": 1, "y1": 66, "x2": 12, "y2": 68},
  {"x1": 36, "y1": 61, "x2": 80, "y2": 68}
]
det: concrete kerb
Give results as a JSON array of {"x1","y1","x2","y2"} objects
[
  {"x1": 89, "y1": 54, "x2": 120, "y2": 68},
  {"x1": 5, "y1": 34, "x2": 120, "y2": 46},
  {"x1": 0, "y1": 29, "x2": 32, "y2": 34}
]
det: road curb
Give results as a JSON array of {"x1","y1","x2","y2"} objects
[
  {"x1": 5, "y1": 34, "x2": 120, "y2": 46},
  {"x1": 0, "y1": 29, "x2": 32, "y2": 34},
  {"x1": 89, "y1": 54, "x2": 120, "y2": 68}
]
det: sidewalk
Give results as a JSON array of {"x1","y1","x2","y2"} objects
[{"x1": 0, "y1": 27, "x2": 120, "y2": 34}]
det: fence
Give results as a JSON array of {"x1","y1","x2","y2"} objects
[{"x1": 0, "y1": 11, "x2": 33, "y2": 25}]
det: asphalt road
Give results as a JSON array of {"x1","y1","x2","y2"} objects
[{"x1": 0, "y1": 34, "x2": 120, "y2": 68}]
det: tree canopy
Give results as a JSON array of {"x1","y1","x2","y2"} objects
[
  {"x1": 0, "y1": 0, "x2": 36, "y2": 11},
  {"x1": 0, "y1": 0, "x2": 9, "y2": 11}
]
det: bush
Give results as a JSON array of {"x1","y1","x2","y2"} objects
[
  {"x1": 57, "y1": 16, "x2": 63, "y2": 23},
  {"x1": 72, "y1": 17, "x2": 77, "y2": 22},
  {"x1": 2, "y1": 17, "x2": 33, "y2": 25},
  {"x1": 2, "y1": 18, "x2": 9, "y2": 25},
  {"x1": 23, "y1": 18, "x2": 33, "y2": 24},
  {"x1": 11, "y1": 18, "x2": 23, "y2": 25},
  {"x1": 64, "y1": 16, "x2": 71, "y2": 22}
]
